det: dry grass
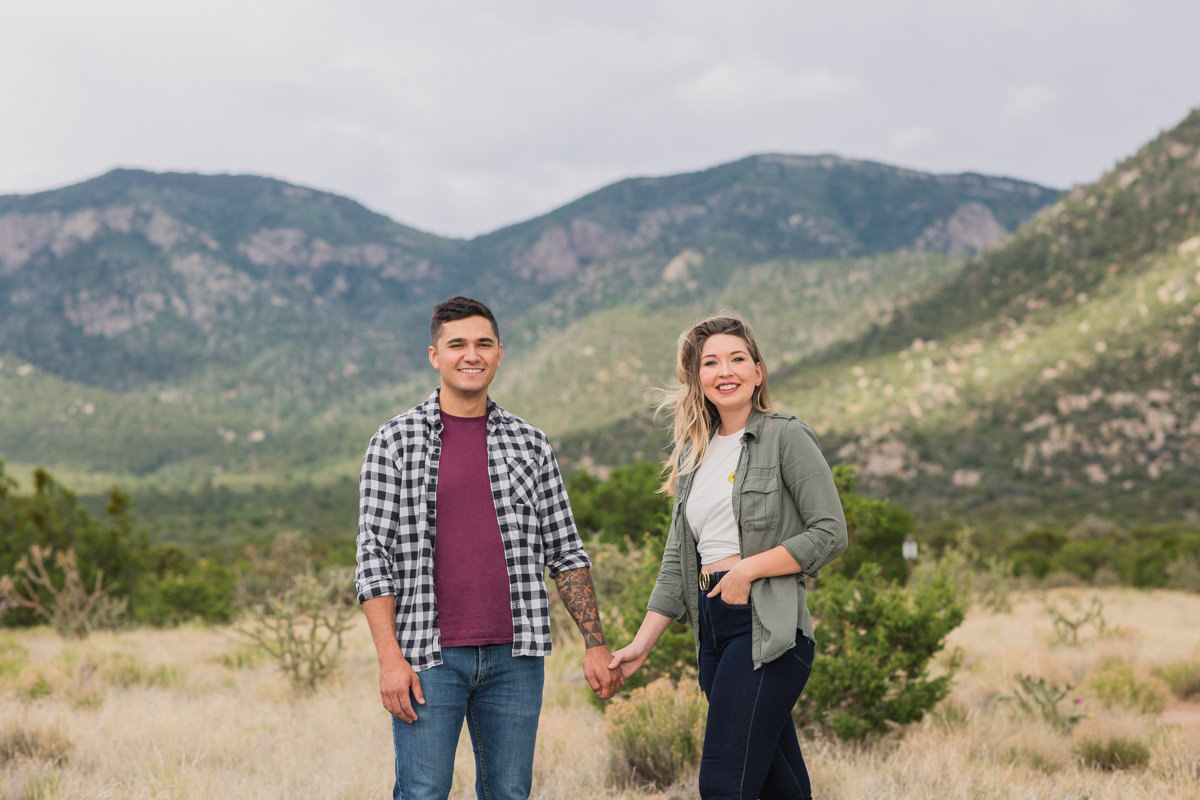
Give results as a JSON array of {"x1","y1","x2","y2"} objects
[{"x1": 2, "y1": 587, "x2": 1199, "y2": 799}]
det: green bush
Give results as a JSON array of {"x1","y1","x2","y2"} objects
[
  {"x1": 1007, "y1": 528, "x2": 1066, "y2": 579},
  {"x1": 1085, "y1": 663, "x2": 1169, "y2": 715},
  {"x1": 1051, "y1": 539, "x2": 1116, "y2": 582},
  {"x1": 132, "y1": 556, "x2": 237, "y2": 626},
  {"x1": 799, "y1": 561, "x2": 965, "y2": 740},
  {"x1": 605, "y1": 677, "x2": 706, "y2": 791},
  {"x1": 1074, "y1": 733, "x2": 1151, "y2": 771},
  {"x1": 832, "y1": 465, "x2": 912, "y2": 583},
  {"x1": 1153, "y1": 659, "x2": 1200, "y2": 700},
  {"x1": 568, "y1": 462, "x2": 671, "y2": 549}
]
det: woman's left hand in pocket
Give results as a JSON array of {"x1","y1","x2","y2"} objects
[{"x1": 707, "y1": 565, "x2": 752, "y2": 604}]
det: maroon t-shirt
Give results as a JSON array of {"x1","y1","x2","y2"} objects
[{"x1": 433, "y1": 411, "x2": 514, "y2": 646}]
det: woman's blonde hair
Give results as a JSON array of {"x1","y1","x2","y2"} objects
[{"x1": 659, "y1": 314, "x2": 773, "y2": 495}]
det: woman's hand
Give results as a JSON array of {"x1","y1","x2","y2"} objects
[
  {"x1": 706, "y1": 562, "x2": 754, "y2": 604},
  {"x1": 608, "y1": 642, "x2": 650, "y2": 680}
]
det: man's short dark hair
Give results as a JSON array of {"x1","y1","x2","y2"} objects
[{"x1": 430, "y1": 296, "x2": 499, "y2": 345}]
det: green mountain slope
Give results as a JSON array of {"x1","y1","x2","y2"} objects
[{"x1": 0, "y1": 156, "x2": 1054, "y2": 490}]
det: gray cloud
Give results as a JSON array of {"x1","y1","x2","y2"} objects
[{"x1": 1, "y1": 0, "x2": 1197, "y2": 237}]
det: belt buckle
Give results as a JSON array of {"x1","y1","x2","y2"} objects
[{"x1": 699, "y1": 571, "x2": 711, "y2": 591}]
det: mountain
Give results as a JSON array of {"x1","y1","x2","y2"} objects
[
  {"x1": 773, "y1": 109, "x2": 1200, "y2": 525},
  {"x1": 0, "y1": 156, "x2": 1057, "y2": 492}
]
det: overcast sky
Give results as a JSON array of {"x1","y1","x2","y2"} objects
[{"x1": 2, "y1": 1, "x2": 1198, "y2": 239}]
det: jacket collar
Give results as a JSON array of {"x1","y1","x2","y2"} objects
[{"x1": 742, "y1": 408, "x2": 767, "y2": 441}]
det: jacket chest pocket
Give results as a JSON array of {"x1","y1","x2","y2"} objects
[{"x1": 738, "y1": 469, "x2": 780, "y2": 532}]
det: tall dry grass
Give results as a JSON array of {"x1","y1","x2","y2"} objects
[{"x1": 1, "y1": 587, "x2": 1198, "y2": 799}]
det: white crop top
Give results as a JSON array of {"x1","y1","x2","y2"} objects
[{"x1": 685, "y1": 428, "x2": 744, "y2": 565}]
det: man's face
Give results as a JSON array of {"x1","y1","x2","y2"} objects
[{"x1": 428, "y1": 315, "x2": 503, "y2": 402}]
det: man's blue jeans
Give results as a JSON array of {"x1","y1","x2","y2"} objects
[
  {"x1": 390, "y1": 644, "x2": 544, "y2": 800},
  {"x1": 697, "y1": 582, "x2": 815, "y2": 800}
]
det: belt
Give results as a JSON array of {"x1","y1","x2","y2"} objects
[{"x1": 698, "y1": 570, "x2": 728, "y2": 591}]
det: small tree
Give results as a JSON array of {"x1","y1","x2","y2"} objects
[{"x1": 799, "y1": 561, "x2": 965, "y2": 740}]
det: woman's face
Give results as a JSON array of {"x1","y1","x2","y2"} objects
[{"x1": 697, "y1": 333, "x2": 762, "y2": 424}]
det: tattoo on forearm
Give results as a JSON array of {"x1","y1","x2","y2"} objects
[{"x1": 555, "y1": 568, "x2": 606, "y2": 648}]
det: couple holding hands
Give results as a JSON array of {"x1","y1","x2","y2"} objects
[{"x1": 355, "y1": 296, "x2": 847, "y2": 800}]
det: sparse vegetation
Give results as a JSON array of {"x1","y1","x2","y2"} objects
[
  {"x1": 605, "y1": 678, "x2": 707, "y2": 791},
  {"x1": 1, "y1": 586, "x2": 1197, "y2": 798}
]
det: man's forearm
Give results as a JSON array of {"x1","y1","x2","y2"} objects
[
  {"x1": 362, "y1": 595, "x2": 405, "y2": 663},
  {"x1": 554, "y1": 567, "x2": 606, "y2": 648}
]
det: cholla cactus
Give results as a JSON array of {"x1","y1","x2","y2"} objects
[
  {"x1": 236, "y1": 560, "x2": 357, "y2": 692},
  {"x1": 0, "y1": 546, "x2": 127, "y2": 638}
]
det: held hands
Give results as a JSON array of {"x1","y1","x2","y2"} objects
[
  {"x1": 583, "y1": 646, "x2": 625, "y2": 699},
  {"x1": 379, "y1": 656, "x2": 425, "y2": 723},
  {"x1": 607, "y1": 641, "x2": 650, "y2": 681}
]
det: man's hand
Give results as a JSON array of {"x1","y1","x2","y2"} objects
[
  {"x1": 583, "y1": 645, "x2": 624, "y2": 699},
  {"x1": 380, "y1": 654, "x2": 425, "y2": 723}
]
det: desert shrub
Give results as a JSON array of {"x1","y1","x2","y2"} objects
[
  {"x1": 0, "y1": 723, "x2": 72, "y2": 767},
  {"x1": 236, "y1": 533, "x2": 357, "y2": 692},
  {"x1": 1002, "y1": 674, "x2": 1085, "y2": 733},
  {"x1": 605, "y1": 677, "x2": 706, "y2": 791},
  {"x1": 799, "y1": 561, "x2": 965, "y2": 740},
  {"x1": 1152, "y1": 659, "x2": 1200, "y2": 700},
  {"x1": 1085, "y1": 663, "x2": 1169, "y2": 714},
  {"x1": 0, "y1": 546, "x2": 127, "y2": 638},
  {"x1": 1073, "y1": 733, "x2": 1151, "y2": 771}
]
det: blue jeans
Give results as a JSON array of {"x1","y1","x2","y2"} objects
[
  {"x1": 390, "y1": 644, "x2": 544, "y2": 800},
  {"x1": 697, "y1": 579, "x2": 815, "y2": 800}
]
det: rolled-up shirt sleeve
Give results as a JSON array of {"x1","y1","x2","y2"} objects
[
  {"x1": 537, "y1": 446, "x2": 591, "y2": 577},
  {"x1": 777, "y1": 419, "x2": 848, "y2": 576},
  {"x1": 355, "y1": 431, "x2": 402, "y2": 602}
]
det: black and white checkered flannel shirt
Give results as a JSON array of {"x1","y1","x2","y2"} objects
[{"x1": 355, "y1": 390, "x2": 591, "y2": 671}]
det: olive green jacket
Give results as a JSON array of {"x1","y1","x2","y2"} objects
[{"x1": 647, "y1": 410, "x2": 848, "y2": 669}]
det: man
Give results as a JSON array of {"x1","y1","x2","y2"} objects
[{"x1": 356, "y1": 296, "x2": 621, "y2": 800}]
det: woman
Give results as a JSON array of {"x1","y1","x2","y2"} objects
[{"x1": 609, "y1": 315, "x2": 848, "y2": 800}]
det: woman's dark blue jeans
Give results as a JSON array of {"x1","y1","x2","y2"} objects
[{"x1": 697, "y1": 580, "x2": 815, "y2": 800}]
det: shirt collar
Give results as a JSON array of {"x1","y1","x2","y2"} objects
[{"x1": 421, "y1": 388, "x2": 509, "y2": 433}]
